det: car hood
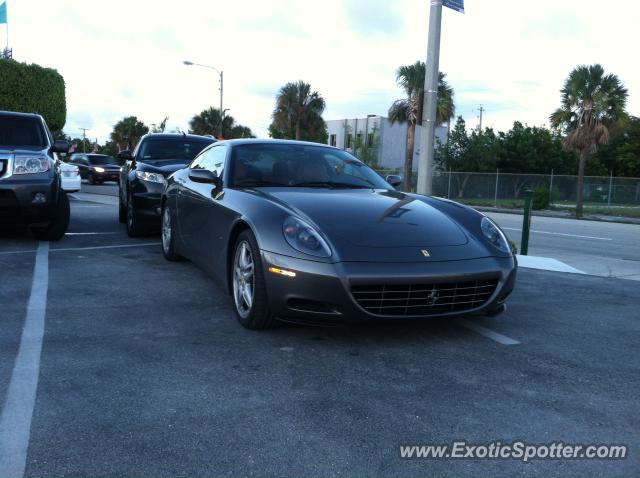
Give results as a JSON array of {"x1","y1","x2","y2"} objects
[
  {"x1": 138, "y1": 159, "x2": 190, "y2": 176},
  {"x1": 260, "y1": 188, "x2": 469, "y2": 248},
  {"x1": 0, "y1": 146, "x2": 48, "y2": 155}
]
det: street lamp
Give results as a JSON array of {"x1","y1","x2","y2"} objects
[{"x1": 183, "y1": 60, "x2": 224, "y2": 137}]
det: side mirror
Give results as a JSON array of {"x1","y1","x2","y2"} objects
[
  {"x1": 117, "y1": 150, "x2": 133, "y2": 160},
  {"x1": 189, "y1": 168, "x2": 221, "y2": 185},
  {"x1": 386, "y1": 174, "x2": 402, "y2": 188},
  {"x1": 51, "y1": 140, "x2": 69, "y2": 153}
]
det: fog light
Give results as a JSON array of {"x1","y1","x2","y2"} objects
[
  {"x1": 268, "y1": 266, "x2": 296, "y2": 278},
  {"x1": 32, "y1": 193, "x2": 47, "y2": 204}
]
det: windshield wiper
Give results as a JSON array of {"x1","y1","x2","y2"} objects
[{"x1": 293, "y1": 181, "x2": 372, "y2": 189}]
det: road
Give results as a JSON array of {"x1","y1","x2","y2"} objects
[
  {"x1": 77, "y1": 182, "x2": 640, "y2": 280},
  {"x1": 0, "y1": 192, "x2": 638, "y2": 477}
]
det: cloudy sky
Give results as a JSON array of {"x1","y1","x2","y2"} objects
[{"x1": 7, "y1": 0, "x2": 639, "y2": 142}]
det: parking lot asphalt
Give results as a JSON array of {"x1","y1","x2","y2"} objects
[{"x1": 1, "y1": 194, "x2": 639, "y2": 477}]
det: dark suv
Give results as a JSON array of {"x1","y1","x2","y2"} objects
[
  {"x1": 69, "y1": 153, "x2": 120, "y2": 184},
  {"x1": 0, "y1": 111, "x2": 70, "y2": 240},
  {"x1": 118, "y1": 133, "x2": 215, "y2": 236}
]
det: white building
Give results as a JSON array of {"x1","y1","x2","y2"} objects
[{"x1": 326, "y1": 115, "x2": 448, "y2": 170}]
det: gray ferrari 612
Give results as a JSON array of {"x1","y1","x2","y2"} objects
[{"x1": 161, "y1": 139, "x2": 516, "y2": 329}]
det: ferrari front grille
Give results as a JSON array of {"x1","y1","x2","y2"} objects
[{"x1": 351, "y1": 279, "x2": 499, "y2": 316}]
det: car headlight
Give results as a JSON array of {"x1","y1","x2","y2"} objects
[
  {"x1": 93, "y1": 166, "x2": 105, "y2": 173},
  {"x1": 283, "y1": 216, "x2": 331, "y2": 258},
  {"x1": 135, "y1": 170, "x2": 166, "y2": 184},
  {"x1": 481, "y1": 217, "x2": 511, "y2": 254},
  {"x1": 13, "y1": 155, "x2": 50, "y2": 174}
]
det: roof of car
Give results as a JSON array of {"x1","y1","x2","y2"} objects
[
  {"x1": 142, "y1": 133, "x2": 215, "y2": 142},
  {"x1": 0, "y1": 110, "x2": 44, "y2": 119},
  {"x1": 217, "y1": 138, "x2": 334, "y2": 148}
]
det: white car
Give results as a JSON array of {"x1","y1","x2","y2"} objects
[{"x1": 59, "y1": 161, "x2": 81, "y2": 193}]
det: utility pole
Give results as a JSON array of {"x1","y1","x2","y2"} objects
[
  {"x1": 417, "y1": 0, "x2": 443, "y2": 196},
  {"x1": 79, "y1": 127, "x2": 90, "y2": 153},
  {"x1": 219, "y1": 71, "x2": 224, "y2": 138},
  {"x1": 478, "y1": 105, "x2": 485, "y2": 132}
]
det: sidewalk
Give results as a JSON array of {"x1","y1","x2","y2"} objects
[{"x1": 474, "y1": 205, "x2": 640, "y2": 225}]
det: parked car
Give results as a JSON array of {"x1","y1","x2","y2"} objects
[
  {"x1": 160, "y1": 139, "x2": 517, "y2": 329},
  {"x1": 0, "y1": 111, "x2": 70, "y2": 240},
  {"x1": 69, "y1": 153, "x2": 120, "y2": 184},
  {"x1": 59, "y1": 160, "x2": 81, "y2": 193},
  {"x1": 118, "y1": 133, "x2": 216, "y2": 236}
]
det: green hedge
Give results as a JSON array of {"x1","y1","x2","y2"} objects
[{"x1": 0, "y1": 59, "x2": 66, "y2": 131}]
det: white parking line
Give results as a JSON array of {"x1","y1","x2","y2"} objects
[
  {"x1": 65, "y1": 232, "x2": 120, "y2": 235},
  {"x1": 501, "y1": 227, "x2": 611, "y2": 241},
  {"x1": 51, "y1": 243, "x2": 159, "y2": 252},
  {"x1": 0, "y1": 242, "x2": 49, "y2": 478},
  {"x1": 456, "y1": 319, "x2": 520, "y2": 345},
  {"x1": 0, "y1": 243, "x2": 159, "y2": 256}
]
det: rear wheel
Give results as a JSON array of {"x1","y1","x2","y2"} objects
[
  {"x1": 231, "y1": 230, "x2": 278, "y2": 329},
  {"x1": 161, "y1": 204, "x2": 182, "y2": 261},
  {"x1": 31, "y1": 190, "x2": 70, "y2": 241}
]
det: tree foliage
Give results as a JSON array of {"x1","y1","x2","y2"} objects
[
  {"x1": 388, "y1": 61, "x2": 455, "y2": 190},
  {"x1": 0, "y1": 59, "x2": 67, "y2": 131},
  {"x1": 150, "y1": 117, "x2": 169, "y2": 133},
  {"x1": 110, "y1": 116, "x2": 149, "y2": 151},
  {"x1": 550, "y1": 64, "x2": 628, "y2": 217},
  {"x1": 592, "y1": 116, "x2": 640, "y2": 177},
  {"x1": 189, "y1": 107, "x2": 255, "y2": 139},
  {"x1": 269, "y1": 81, "x2": 327, "y2": 143}
]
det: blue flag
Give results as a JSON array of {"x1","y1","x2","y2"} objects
[
  {"x1": 0, "y1": 2, "x2": 7, "y2": 24},
  {"x1": 443, "y1": 0, "x2": 464, "y2": 13}
]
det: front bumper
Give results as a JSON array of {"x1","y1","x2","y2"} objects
[
  {"x1": 0, "y1": 176, "x2": 58, "y2": 226},
  {"x1": 261, "y1": 251, "x2": 517, "y2": 324},
  {"x1": 93, "y1": 170, "x2": 120, "y2": 182}
]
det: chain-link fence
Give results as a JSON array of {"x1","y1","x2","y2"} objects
[{"x1": 375, "y1": 169, "x2": 640, "y2": 213}]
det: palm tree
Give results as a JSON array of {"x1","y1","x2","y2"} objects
[
  {"x1": 389, "y1": 62, "x2": 455, "y2": 190},
  {"x1": 110, "y1": 116, "x2": 149, "y2": 151},
  {"x1": 550, "y1": 64, "x2": 628, "y2": 218},
  {"x1": 189, "y1": 107, "x2": 254, "y2": 139},
  {"x1": 271, "y1": 81, "x2": 326, "y2": 142}
]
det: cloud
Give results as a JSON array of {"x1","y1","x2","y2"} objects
[
  {"x1": 7, "y1": 0, "x2": 639, "y2": 142},
  {"x1": 343, "y1": 0, "x2": 405, "y2": 36}
]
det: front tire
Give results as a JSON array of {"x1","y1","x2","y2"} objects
[
  {"x1": 31, "y1": 190, "x2": 70, "y2": 241},
  {"x1": 118, "y1": 194, "x2": 126, "y2": 223},
  {"x1": 126, "y1": 192, "x2": 145, "y2": 237},
  {"x1": 231, "y1": 230, "x2": 278, "y2": 329},
  {"x1": 161, "y1": 204, "x2": 182, "y2": 261}
]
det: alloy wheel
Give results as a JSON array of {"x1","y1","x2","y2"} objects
[
  {"x1": 162, "y1": 207, "x2": 171, "y2": 254},
  {"x1": 233, "y1": 241, "x2": 255, "y2": 319}
]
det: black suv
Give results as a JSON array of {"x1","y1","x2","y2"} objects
[
  {"x1": 118, "y1": 133, "x2": 215, "y2": 236},
  {"x1": 0, "y1": 111, "x2": 70, "y2": 240},
  {"x1": 69, "y1": 153, "x2": 120, "y2": 184}
]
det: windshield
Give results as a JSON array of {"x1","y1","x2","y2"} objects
[
  {"x1": 88, "y1": 155, "x2": 117, "y2": 165},
  {"x1": 230, "y1": 143, "x2": 391, "y2": 189},
  {"x1": 0, "y1": 115, "x2": 47, "y2": 148},
  {"x1": 138, "y1": 139, "x2": 213, "y2": 161}
]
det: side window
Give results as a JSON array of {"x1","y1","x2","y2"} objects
[
  {"x1": 198, "y1": 146, "x2": 227, "y2": 177},
  {"x1": 189, "y1": 148, "x2": 209, "y2": 170}
]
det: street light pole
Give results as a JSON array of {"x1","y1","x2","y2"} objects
[
  {"x1": 183, "y1": 60, "x2": 224, "y2": 137},
  {"x1": 417, "y1": 0, "x2": 443, "y2": 196}
]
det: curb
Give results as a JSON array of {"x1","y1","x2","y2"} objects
[{"x1": 474, "y1": 206, "x2": 640, "y2": 226}]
